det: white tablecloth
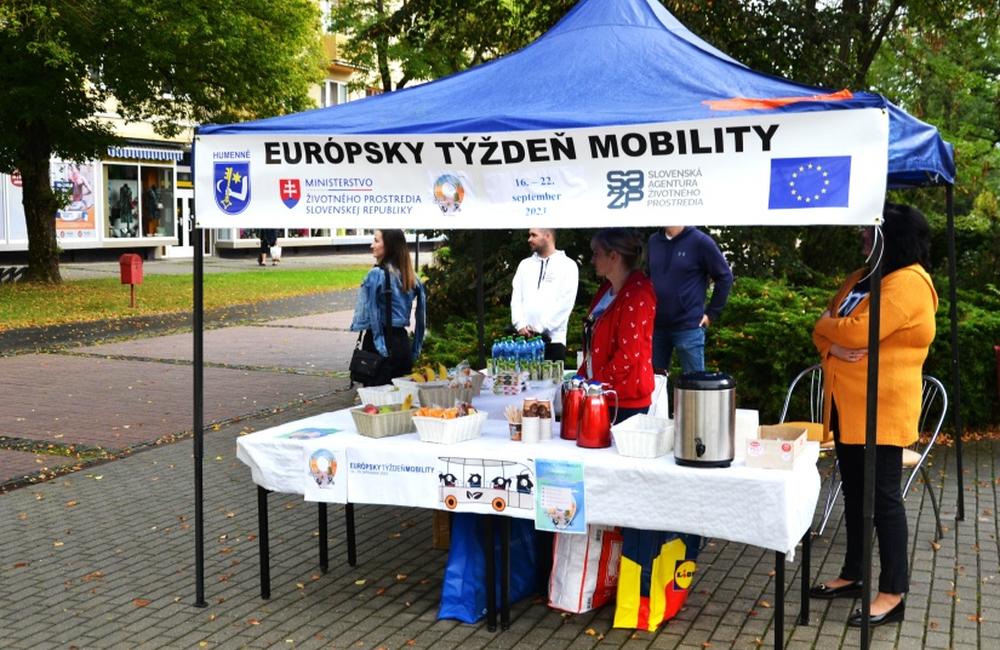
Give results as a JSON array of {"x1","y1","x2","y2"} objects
[{"x1": 237, "y1": 397, "x2": 819, "y2": 556}]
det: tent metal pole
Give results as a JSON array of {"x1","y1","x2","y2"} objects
[
  {"x1": 860, "y1": 228, "x2": 883, "y2": 648},
  {"x1": 946, "y1": 184, "x2": 964, "y2": 521},
  {"x1": 193, "y1": 226, "x2": 207, "y2": 607},
  {"x1": 476, "y1": 232, "x2": 486, "y2": 369}
]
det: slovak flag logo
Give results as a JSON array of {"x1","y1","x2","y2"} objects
[{"x1": 279, "y1": 178, "x2": 301, "y2": 209}]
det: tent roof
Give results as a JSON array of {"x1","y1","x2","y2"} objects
[{"x1": 199, "y1": 0, "x2": 953, "y2": 187}]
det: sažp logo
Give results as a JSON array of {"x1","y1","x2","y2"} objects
[
  {"x1": 606, "y1": 170, "x2": 644, "y2": 209},
  {"x1": 214, "y1": 161, "x2": 251, "y2": 214}
]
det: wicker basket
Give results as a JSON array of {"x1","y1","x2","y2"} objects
[
  {"x1": 390, "y1": 378, "x2": 427, "y2": 406},
  {"x1": 350, "y1": 406, "x2": 416, "y2": 438},
  {"x1": 356, "y1": 385, "x2": 406, "y2": 407},
  {"x1": 417, "y1": 385, "x2": 475, "y2": 408},
  {"x1": 612, "y1": 415, "x2": 673, "y2": 458},
  {"x1": 413, "y1": 411, "x2": 488, "y2": 444}
]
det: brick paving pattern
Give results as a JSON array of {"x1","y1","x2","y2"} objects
[
  {"x1": 76, "y1": 323, "x2": 358, "y2": 375},
  {"x1": 0, "y1": 449, "x2": 78, "y2": 485},
  {"x1": 0, "y1": 354, "x2": 339, "y2": 450}
]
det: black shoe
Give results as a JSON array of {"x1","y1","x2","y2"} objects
[
  {"x1": 809, "y1": 580, "x2": 863, "y2": 600},
  {"x1": 847, "y1": 600, "x2": 905, "y2": 627}
]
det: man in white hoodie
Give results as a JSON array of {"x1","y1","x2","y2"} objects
[{"x1": 510, "y1": 229, "x2": 579, "y2": 362}]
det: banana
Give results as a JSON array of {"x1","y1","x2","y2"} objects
[
  {"x1": 401, "y1": 394, "x2": 414, "y2": 410},
  {"x1": 409, "y1": 371, "x2": 425, "y2": 383},
  {"x1": 423, "y1": 366, "x2": 436, "y2": 382},
  {"x1": 438, "y1": 363, "x2": 450, "y2": 381}
]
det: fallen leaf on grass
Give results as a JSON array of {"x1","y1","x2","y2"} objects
[
  {"x1": 17, "y1": 513, "x2": 27, "y2": 520},
  {"x1": 65, "y1": 500, "x2": 78, "y2": 508},
  {"x1": 759, "y1": 600, "x2": 771, "y2": 608},
  {"x1": 247, "y1": 618, "x2": 261, "y2": 626},
  {"x1": 928, "y1": 621, "x2": 940, "y2": 630},
  {"x1": 81, "y1": 571, "x2": 104, "y2": 581},
  {"x1": 930, "y1": 541, "x2": 942, "y2": 551},
  {"x1": 14, "y1": 562, "x2": 29, "y2": 568},
  {"x1": 225, "y1": 512, "x2": 235, "y2": 518},
  {"x1": 395, "y1": 573, "x2": 408, "y2": 581},
  {"x1": 133, "y1": 599, "x2": 151, "y2": 608},
  {"x1": 53, "y1": 541, "x2": 64, "y2": 547},
  {"x1": 354, "y1": 579, "x2": 367, "y2": 586},
  {"x1": 585, "y1": 628, "x2": 597, "y2": 636},
  {"x1": 375, "y1": 587, "x2": 386, "y2": 596},
  {"x1": 296, "y1": 583, "x2": 305, "y2": 590},
  {"x1": 199, "y1": 643, "x2": 208, "y2": 649},
  {"x1": 702, "y1": 643, "x2": 712, "y2": 648},
  {"x1": 968, "y1": 614, "x2": 984, "y2": 623}
]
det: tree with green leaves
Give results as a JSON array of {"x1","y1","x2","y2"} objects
[
  {"x1": 0, "y1": 0, "x2": 325, "y2": 282},
  {"x1": 329, "y1": 0, "x2": 575, "y2": 92}
]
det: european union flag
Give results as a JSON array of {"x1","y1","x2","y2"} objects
[{"x1": 768, "y1": 156, "x2": 851, "y2": 209}]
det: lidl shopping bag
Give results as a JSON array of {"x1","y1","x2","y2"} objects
[
  {"x1": 549, "y1": 525, "x2": 623, "y2": 613},
  {"x1": 438, "y1": 513, "x2": 539, "y2": 623},
  {"x1": 613, "y1": 528, "x2": 701, "y2": 632}
]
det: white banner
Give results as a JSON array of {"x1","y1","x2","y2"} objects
[{"x1": 194, "y1": 109, "x2": 888, "y2": 228}]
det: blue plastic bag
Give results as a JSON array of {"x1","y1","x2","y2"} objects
[{"x1": 437, "y1": 513, "x2": 540, "y2": 623}]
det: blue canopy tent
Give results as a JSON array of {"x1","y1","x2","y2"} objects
[{"x1": 193, "y1": 0, "x2": 958, "y2": 645}]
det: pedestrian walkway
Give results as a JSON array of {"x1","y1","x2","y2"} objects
[{"x1": 0, "y1": 297, "x2": 996, "y2": 648}]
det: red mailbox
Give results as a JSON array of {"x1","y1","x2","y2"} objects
[
  {"x1": 119, "y1": 254, "x2": 143, "y2": 285},
  {"x1": 119, "y1": 254, "x2": 143, "y2": 308}
]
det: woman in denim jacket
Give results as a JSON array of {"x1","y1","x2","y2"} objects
[{"x1": 350, "y1": 229, "x2": 426, "y2": 385}]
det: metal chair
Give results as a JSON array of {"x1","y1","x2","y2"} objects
[
  {"x1": 779, "y1": 367, "x2": 948, "y2": 540},
  {"x1": 777, "y1": 365, "x2": 839, "y2": 533}
]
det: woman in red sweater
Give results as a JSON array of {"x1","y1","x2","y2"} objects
[{"x1": 583, "y1": 228, "x2": 657, "y2": 423}]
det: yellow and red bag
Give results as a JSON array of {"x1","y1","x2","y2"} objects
[{"x1": 612, "y1": 529, "x2": 700, "y2": 632}]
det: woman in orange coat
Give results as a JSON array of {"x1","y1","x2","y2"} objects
[{"x1": 808, "y1": 203, "x2": 938, "y2": 628}]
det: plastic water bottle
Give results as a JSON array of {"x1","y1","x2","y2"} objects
[
  {"x1": 490, "y1": 339, "x2": 499, "y2": 375},
  {"x1": 513, "y1": 337, "x2": 526, "y2": 373}
]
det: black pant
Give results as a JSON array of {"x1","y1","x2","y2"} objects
[
  {"x1": 544, "y1": 342, "x2": 566, "y2": 362},
  {"x1": 832, "y1": 402, "x2": 908, "y2": 594},
  {"x1": 360, "y1": 327, "x2": 413, "y2": 387}
]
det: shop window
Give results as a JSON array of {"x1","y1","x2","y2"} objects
[
  {"x1": 105, "y1": 164, "x2": 140, "y2": 238},
  {"x1": 140, "y1": 165, "x2": 175, "y2": 238}
]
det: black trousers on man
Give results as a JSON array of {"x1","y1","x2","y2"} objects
[
  {"x1": 544, "y1": 342, "x2": 566, "y2": 363},
  {"x1": 831, "y1": 402, "x2": 909, "y2": 594}
]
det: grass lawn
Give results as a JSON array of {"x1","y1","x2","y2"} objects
[{"x1": 0, "y1": 266, "x2": 368, "y2": 331}]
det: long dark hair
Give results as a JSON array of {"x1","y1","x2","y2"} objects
[
  {"x1": 881, "y1": 202, "x2": 931, "y2": 275},
  {"x1": 378, "y1": 229, "x2": 416, "y2": 291}
]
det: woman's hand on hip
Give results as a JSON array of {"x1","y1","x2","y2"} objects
[{"x1": 830, "y1": 343, "x2": 867, "y2": 362}]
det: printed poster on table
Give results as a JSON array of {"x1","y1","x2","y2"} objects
[
  {"x1": 301, "y1": 441, "x2": 348, "y2": 503},
  {"x1": 534, "y1": 459, "x2": 586, "y2": 535}
]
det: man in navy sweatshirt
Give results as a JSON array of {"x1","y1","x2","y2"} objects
[{"x1": 646, "y1": 226, "x2": 733, "y2": 374}]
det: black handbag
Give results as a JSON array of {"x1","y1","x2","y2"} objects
[{"x1": 349, "y1": 267, "x2": 393, "y2": 386}]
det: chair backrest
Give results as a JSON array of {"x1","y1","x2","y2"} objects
[
  {"x1": 902, "y1": 375, "x2": 948, "y2": 495},
  {"x1": 778, "y1": 364, "x2": 824, "y2": 424}
]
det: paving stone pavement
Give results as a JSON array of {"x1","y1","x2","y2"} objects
[
  {"x1": 1, "y1": 410, "x2": 995, "y2": 649},
  {"x1": 0, "y1": 291, "x2": 996, "y2": 648}
]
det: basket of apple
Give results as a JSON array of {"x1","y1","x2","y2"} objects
[{"x1": 350, "y1": 394, "x2": 416, "y2": 438}]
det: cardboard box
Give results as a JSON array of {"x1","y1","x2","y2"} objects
[{"x1": 745, "y1": 425, "x2": 808, "y2": 470}]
